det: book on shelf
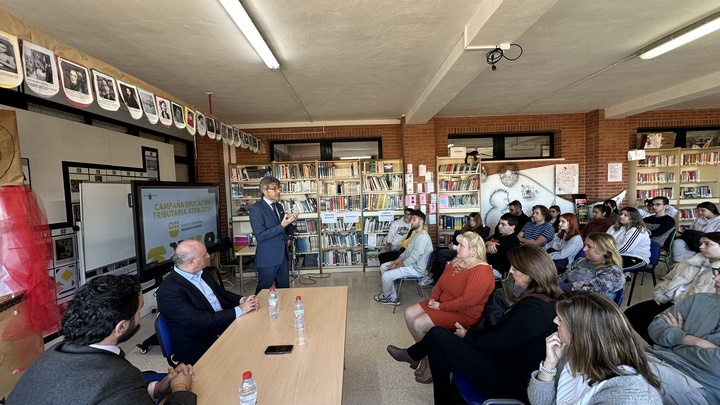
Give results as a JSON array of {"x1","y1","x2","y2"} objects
[
  {"x1": 234, "y1": 199, "x2": 256, "y2": 216},
  {"x1": 279, "y1": 195, "x2": 318, "y2": 213},
  {"x1": 240, "y1": 165, "x2": 271, "y2": 181}
]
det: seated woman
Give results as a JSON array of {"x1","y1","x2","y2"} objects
[
  {"x1": 544, "y1": 213, "x2": 583, "y2": 272},
  {"x1": 581, "y1": 204, "x2": 616, "y2": 239},
  {"x1": 625, "y1": 232, "x2": 720, "y2": 344},
  {"x1": 518, "y1": 205, "x2": 556, "y2": 248},
  {"x1": 397, "y1": 232, "x2": 495, "y2": 383},
  {"x1": 528, "y1": 292, "x2": 662, "y2": 404},
  {"x1": 558, "y1": 233, "x2": 625, "y2": 300},
  {"x1": 606, "y1": 207, "x2": 651, "y2": 270},
  {"x1": 549, "y1": 205, "x2": 561, "y2": 233},
  {"x1": 604, "y1": 199, "x2": 620, "y2": 221},
  {"x1": 421, "y1": 212, "x2": 488, "y2": 286},
  {"x1": 648, "y1": 270, "x2": 720, "y2": 404},
  {"x1": 672, "y1": 201, "x2": 720, "y2": 262},
  {"x1": 386, "y1": 245, "x2": 562, "y2": 404}
]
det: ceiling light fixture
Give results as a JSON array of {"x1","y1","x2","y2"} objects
[
  {"x1": 639, "y1": 11, "x2": 720, "y2": 60},
  {"x1": 218, "y1": 0, "x2": 280, "y2": 70}
]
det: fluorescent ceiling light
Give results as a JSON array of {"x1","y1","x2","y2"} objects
[
  {"x1": 218, "y1": 0, "x2": 280, "y2": 70},
  {"x1": 340, "y1": 156, "x2": 371, "y2": 160},
  {"x1": 639, "y1": 11, "x2": 720, "y2": 60}
]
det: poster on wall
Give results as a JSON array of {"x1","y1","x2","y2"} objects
[
  {"x1": 220, "y1": 122, "x2": 228, "y2": 144},
  {"x1": 185, "y1": 108, "x2": 196, "y2": 136},
  {"x1": 92, "y1": 70, "x2": 120, "y2": 111},
  {"x1": 21, "y1": 41, "x2": 58, "y2": 96},
  {"x1": 117, "y1": 81, "x2": 143, "y2": 120},
  {"x1": 0, "y1": 111, "x2": 23, "y2": 186},
  {"x1": 242, "y1": 132, "x2": 250, "y2": 149},
  {"x1": 233, "y1": 128, "x2": 241, "y2": 147},
  {"x1": 196, "y1": 112, "x2": 206, "y2": 136},
  {"x1": 137, "y1": 88, "x2": 158, "y2": 124},
  {"x1": 156, "y1": 96, "x2": 172, "y2": 127},
  {"x1": 0, "y1": 31, "x2": 22, "y2": 88},
  {"x1": 171, "y1": 101, "x2": 185, "y2": 129},
  {"x1": 57, "y1": 57, "x2": 93, "y2": 107},
  {"x1": 206, "y1": 117, "x2": 216, "y2": 139},
  {"x1": 555, "y1": 164, "x2": 579, "y2": 194}
]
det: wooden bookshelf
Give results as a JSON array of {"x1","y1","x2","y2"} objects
[{"x1": 436, "y1": 157, "x2": 482, "y2": 243}]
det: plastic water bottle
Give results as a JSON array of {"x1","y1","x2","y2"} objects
[
  {"x1": 238, "y1": 371, "x2": 257, "y2": 405},
  {"x1": 268, "y1": 286, "x2": 278, "y2": 317},
  {"x1": 294, "y1": 295, "x2": 307, "y2": 345}
]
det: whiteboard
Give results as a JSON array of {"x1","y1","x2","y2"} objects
[{"x1": 80, "y1": 182, "x2": 135, "y2": 271}]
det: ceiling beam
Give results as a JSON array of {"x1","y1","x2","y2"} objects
[
  {"x1": 606, "y1": 70, "x2": 720, "y2": 118},
  {"x1": 404, "y1": 0, "x2": 560, "y2": 124}
]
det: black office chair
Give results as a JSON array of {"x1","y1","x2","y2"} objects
[
  {"x1": 154, "y1": 313, "x2": 177, "y2": 367},
  {"x1": 216, "y1": 237, "x2": 236, "y2": 288}
]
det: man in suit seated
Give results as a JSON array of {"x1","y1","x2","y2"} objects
[
  {"x1": 8, "y1": 275, "x2": 196, "y2": 405},
  {"x1": 157, "y1": 240, "x2": 259, "y2": 365}
]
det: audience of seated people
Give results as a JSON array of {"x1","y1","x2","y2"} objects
[
  {"x1": 581, "y1": 204, "x2": 616, "y2": 239},
  {"x1": 386, "y1": 245, "x2": 562, "y2": 404},
  {"x1": 544, "y1": 213, "x2": 583, "y2": 272},
  {"x1": 528, "y1": 292, "x2": 662, "y2": 404},
  {"x1": 673, "y1": 202, "x2": 720, "y2": 262},
  {"x1": 606, "y1": 207, "x2": 651, "y2": 270},
  {"x1": 390, "y1": 232, "x2": 495, "y2": 384},
  {"x1": 625, "y1": 232, "x2": 720, "y2": 344},
  {"x1": 558, "y1": 232, "x2": 625, "y2": 300},
  {"x1": 647, "y1": 269, "x2": 720, "y2": 404},
  {"x1": 421, "y1": 212, "x2": 490, "y2": 286},
  {"x1": 641, "y1": 196, "x2": 677, "y2": 246},
  {"x1": 485, "y1": 213, "x2": 522, "y2": 278},
  {"x1": 492, "y1": 200, "x2": 530, "y2": 236},
  {"x1": 378, "y1": 207, "x2": 413, "y2": 265},
  {"x1": 517, "y1": 205, "x2": 556, "y2": 248},
  {"x1": 548, "y1": 205, "x2": 561, "y2": 233}
]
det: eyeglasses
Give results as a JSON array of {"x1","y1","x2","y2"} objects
[
  {"x1": 651, "y1": 203, "x2": 664, "y2": 206},
  {"x1": 266, "y1": 187, "x2": 279, "y2": 191}
]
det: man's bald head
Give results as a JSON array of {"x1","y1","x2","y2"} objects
[{"x1": 172, "y1": 240, "x2": 208, "y2": 273}]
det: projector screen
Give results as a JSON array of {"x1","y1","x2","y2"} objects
[{"x1": 132, "y1": 181, "x2": 221, "y2": 282}]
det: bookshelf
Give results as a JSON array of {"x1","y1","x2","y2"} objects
[
  {"x1": 273, "y1": 161, "x2": 320, "y2": 271},
  {"x1": 360, "y1": 158, "x2": 405, "y2": 269},
  {"x1": 436, "y1": 156, "x2": 482, "y2": 244},
  {"x1": 229, "y1": 163, "x2": 273, "y2": 244},
  {"x1": 318, "y1": 160, "x2": 364, "y2": 272},
  {"x1": 630, "y1": 147, "x2": 720, "y2": 231}
]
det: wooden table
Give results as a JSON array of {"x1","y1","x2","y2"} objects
[{"x1": 191, "y1": 286, "x2": 348, "y2": 404}]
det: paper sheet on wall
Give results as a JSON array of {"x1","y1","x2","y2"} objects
[
  {"x1": 425, "y1": 181, "x2": 434, "y2": 193},
  {"x1": 428, "y1": 214, "x2": 437, "y2": 225},
  {"x1": 555, "y1": 164, "x2": 579, "y2": 194},
  {"x1": 420, "y1": 205, "x2": 427, "y2": 214},
  {"x1": 418, "y1": 164, "x2": 426, "y2": 176},
  {"x1": 367, "y1": 233, "x2": 377, "y2": 247},
  {"x1": 416, "y1": 183, "x2": 423, "y2": 193},
  {"x1": 608, "y1": 163, "x2": 623, "y2": 182},
  {"x1": 419, "y1": 194, "x2": 427, "y2": 205},
  {"x1": 405, "y1": 194, "x2": 416, "y2": 207},
  {"x1": 429, "y1": 203, "x2": 437, "y2": 214}
]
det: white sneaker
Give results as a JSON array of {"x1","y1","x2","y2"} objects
[{"x1": 419, "y1": 276, "x2": 434, "y2": 286}]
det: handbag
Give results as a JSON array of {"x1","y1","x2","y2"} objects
[{"x1": 470, "y1": 288, "x2": 510, "y2": 330}]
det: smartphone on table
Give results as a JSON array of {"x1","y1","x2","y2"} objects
[{"x1": 264, "y1": 345, "x2": 293, "y2": 355}]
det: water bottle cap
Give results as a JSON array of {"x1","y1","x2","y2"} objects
[
  {"x1": 243, "y1": 371, "x2": 252, "y2": 379},
  {"x1": 270, "y1": 286, "x2": 275, "y2": 291},
  {"x1": 296, "y1": 296, "x2": 301, "y2": 300}
]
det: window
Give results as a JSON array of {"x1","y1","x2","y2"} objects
[
  {"x1": 448, "y1": 133, "x2": 553, "y2": 161},
  {"x1": 271, "y1": 139, "x2": 381, "y2": 161}
]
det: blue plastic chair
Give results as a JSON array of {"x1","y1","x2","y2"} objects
[
  {"x1": 453, "y1": 373, "x2": 525, "y2": 405},
  {"x1": 613, "y1": 288, "x2": 624, "y2": 306},
  {"x1": 142, "y1": 372, "x2": 168, "y2": 404},
  {"x1": 393, "y1": 249, "x2": 435, "y2": 314},
  {"x1": 623, "y1": 242, "x2": 660, "y2": 306},
  {"x1": 154, "y1": 313, "x2": 177, "y2": 367}
]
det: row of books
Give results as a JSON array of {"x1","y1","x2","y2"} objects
[
  {"x1": 438, "y1": 163, "x2": 480, "y2": 174},
  {"x1": 322, "y1": 250, "x2": 363, "y2": 266},
  {"x1": 681, "y1": 152, "x2": 720, "y2": 166},
  {"x1": 280, "y1": 180, "x2": 317, "y2": 193},
  {"x1": 362, "y1": 161, "x2": 397, "y2": 174},
  {"x1": 438, "y1": 176, "x2": 480, "y2": 192},
  {"x1": 635, "y1": 188, "x2": 674, "y2": 199},
  {"x1": 363, "y1": 218, "x2": 392, "y2": 233},
  {"x1": 439, "y1": 215, "x2": 466, "y2": 230},
  {"x1": 319, "y1": 195, "x2": 361, "y2": 211},
  {"x1": 318, "y1": 162, "x2": 358, "y2": 178},
  {"x1": 231, "y1": 184, "x2": 261, "y2": 198},
  {"x1": 363, "y1": 174, "x2": 403, "y2": 191},
  {"x1": 636, "y1": 172, "x2": 676, "y2": 184},
  {"x1": 638, "y1": 155, "x2": 677, "y2": 168},
  {"x1": 278, "y1": 196, "x2": 318, "y2": 213},
  {"x1": 446, "y1": 194, "x2": 480, "y2": 208},
  {"x1": 234, "y1": 199, "x2": 256, "y2": 216},
  {"x1": 321, "y1": 232, "x2": 361, "y2": 247},
  {"x1": 320, "y1": 181, "x2": 361, "y2": 195},
  {"x1": 362, "y1": 233, "x2": 388, "y2": 247},
  {"x1": 678, "y1": 209, "x2": 698, "y2": 221},
  {"x1": 274, "y1": 163, "x2": 317, "y2": 180},
  {"x1": 680, "y1": 170, "x2": 703, "y2": 183},
  {"x1": 298, "y1": 253, "x2": 320, "y2": 268},
  {"x1": 362, "y1": 194, "x2": 403, "y2": 211},
  {"x1": 230, "y1": 165, "x2": 271, "y2": 182},
  {"x1": 294, "y1": 219, "x2": 318, "y2": 234},
  {"x1": 322, "y1": 219, "x2": 358, "y2": 231},
  {"x1": 294, "y1": 236, "x2": 319, "y2": 253},
  {"x1": 679, "y1": 186, "x2": 713, "y2": 199},
  {"x1": 365, "y1": 250, "x2": 381, "y2": 267}
]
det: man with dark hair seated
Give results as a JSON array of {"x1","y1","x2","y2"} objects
[
  {"x1": 581, "y1": 204, "x2": 616, "y2": 239},
  {"x1": 644, "y1": 196, "x2": 676, "y2": 246},
  {"x1": 485, "y1": 213, "x2": 521, "y2": 278},
  {"x1": 8, "y1": 275, "x2": 196, "y2": 405}
]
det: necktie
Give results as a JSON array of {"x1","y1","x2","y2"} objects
[{"x1": 273, "y1": 202, "x2": 282, "y2": 222}]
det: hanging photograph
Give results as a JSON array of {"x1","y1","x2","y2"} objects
[
  {"x1": 156, "y1": 96, "x2": 172, "y2": 127},
  {"x1": 242, "y1": 132, "x2": 250, "y2": 149},
  {"x1": 0, "y1": 31, "x2": 22, "y2": 88},
  {"x1": 206, "y1": 117, "x2": 216, "y2": 139},
  {"x1": 185, "y1": 107, "x2": 196, "y2": 136},
  {"x1": 196, "y1": 112, "x2": 206, "y2": 136},
  {"x1": 137, "y1": 88, "x2": 158, "y2": 124},
  {"x1": 58, "y1": 57, "x2": 93, "y2": 107},
  {"x1": 233, "y1": 127, "x2": 241, "y2": 147},
  {"x1": 22, "y1": 41, "x2": 58, "y2": 97},
  {"x1": 251, "y1": 136, "x2": 259, "y2": 153},
  {"x1": 92, "y1": 70, "x2": 120, "y2": 111},
  {"x1": 220, "y1": 122, "x2": 228, "y2": 144},
  {"x1": 117, "y1": 81, "x2": 143, "y2": 120},
  {"x1": 171, "y1": 101, "x2": 185, "y2": 129},
  {"x1": 216, "y1": 122, "x2": 223, "y2": 142}
]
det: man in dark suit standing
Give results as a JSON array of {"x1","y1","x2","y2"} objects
[
  {"x1": 8, "y1": 275, "x2": 196, "y2": 405},
  {"x1": 249, "y1": 176, "x2": 299, "y2": 295},
  {"x1": 156, "y1": 240, "x2": 258, "y2": 365}
]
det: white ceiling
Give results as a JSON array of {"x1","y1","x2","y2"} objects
[{"x1": 2, "y1": 0, "x2": 720, "y2": 126}]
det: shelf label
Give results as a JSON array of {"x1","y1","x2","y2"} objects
[
  {"x1": 378, "y1": 210, "x2": 394, "y2": 222},
  {"x1": 321, "y1": 212, "x2": 337, "y2": 224},
  {"x1": 343, "y1": 211, "x2": 360, "y2": 223}
]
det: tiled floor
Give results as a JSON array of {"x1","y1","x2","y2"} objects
[{"x1": 119, "y1": 263, "x2": 665, "y2": 404}]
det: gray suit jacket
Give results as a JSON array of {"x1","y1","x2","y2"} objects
[{"x1": 7, "y1": 342, "x2": 196, "y2": 405}]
